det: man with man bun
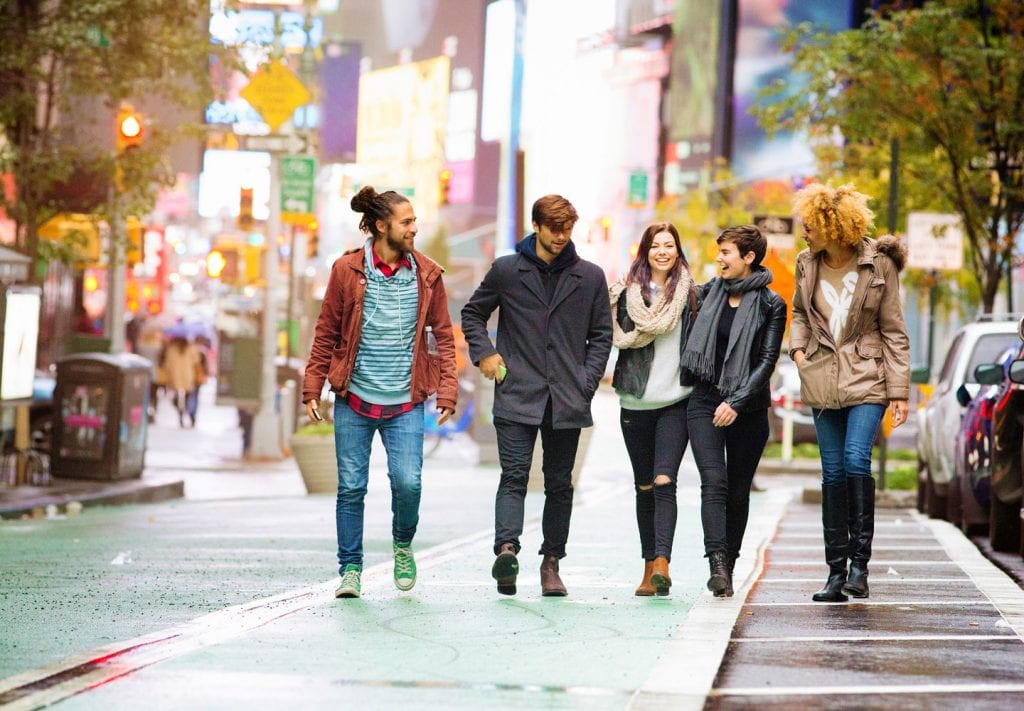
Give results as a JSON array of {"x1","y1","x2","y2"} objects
[{"x1": 303, "y1": 186, "x2": 458, "y2": 599}]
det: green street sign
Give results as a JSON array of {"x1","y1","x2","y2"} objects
[
  {"x1": 628, "y1": 171, "x2": 648, "y2": 206},
  {"x1": 280, "y1": 155, "x2": 316, "y2": 223}
]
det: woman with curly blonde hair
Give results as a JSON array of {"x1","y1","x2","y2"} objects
[{"x1": 790, "y1": 183, "x2": 910, "y2": 602}]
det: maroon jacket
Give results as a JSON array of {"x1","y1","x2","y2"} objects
[{"x1": 302, "y1": 247, "x2": 458, "y2": 411}]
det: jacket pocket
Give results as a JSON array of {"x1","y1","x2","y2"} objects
[
  {"x1": 797, "y1": 349, "x2": 831, "y2": 408},
  {"x1": 863, "y1": 278, "x2": 886, "y2": 311},
  {"x1": 856, "y1": 337, "x2": 885, "y2": 383},
  {"x1": 327, "y1": 345, "x2": 350, "y2": 389}
]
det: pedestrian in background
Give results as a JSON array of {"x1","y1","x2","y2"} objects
[
  {"x1": 681, "y1": 225, "x2": 786, "y2": 598},
  {"x1": 461, "y1": 195, "x2": 612, "y2": 597},
  {"x1": 790, "y1": 183, "x2": 910, "y2": 602},
  {"x1": 609, "y1": 222, "x2": 699, "y2": 597},
  {"x1": 302, "y1": 186, "x2": 458, "y2": 600},
  {"x1": 162, "y1": 336, "x2": 200, "y2": 428}
]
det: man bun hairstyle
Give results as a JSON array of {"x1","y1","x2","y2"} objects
[
  {"x1": 717, "y1": 224, "x2": 767, "y2": 268},
  {"x1": 793, "y1": 182, "x2": 874, "y2": 248},
  {"x1": 350, "y1": 185, "x2": 409, "y2": 239},
  {"x1": 531, "y1": 194, "x2": 578, "y2": 234}
]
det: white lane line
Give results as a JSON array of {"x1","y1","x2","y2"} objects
[
  {"x1": 709, "y1": 682, "x2": 1024, "y2": 697},
  {"x1": 769, "y1": 545, "x2": 945, "y2": 551},
  {"x1": 0, "y1": 484, "x2": 619, "y2": 710},
  {"x1": 768, "y1": 560, "x2": 959, "y2": 566},
  {"x1": 913, "y1": 510, "x2": 1024, "y2": 642},
  {"x1": 628, "y1": 487, "x2": 797, "y2": 711},
  {"x1": 731, "y1": 634, "x2": 1016, "y2": 643},
  {"x1": 757, "y1": 578, "x2": 979, "y2": 584},
  {"x1": 744, "y1": 600, "x2": 995, "y2": 607}
]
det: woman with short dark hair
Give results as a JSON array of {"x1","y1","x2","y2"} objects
[{"x1": 682, "y1": 225, "x2": 787, "y2": 597}]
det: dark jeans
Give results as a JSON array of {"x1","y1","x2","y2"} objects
[
  {"x1": 494, "y1": 400, "x2": 581, "y2": 559},
  {"x1": 620, "y1": 399, "x2": 688, "y2": 561},
  {"x1": 688, "y1": 385, "x2": 770, "y2": 558},
  {"x1": 812, "y1": 404, "x2": 885, "y2": 486}
]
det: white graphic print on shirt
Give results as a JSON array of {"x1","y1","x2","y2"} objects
[{"x1": 820, "y1": 271, "x2": 858, "y2": 342}]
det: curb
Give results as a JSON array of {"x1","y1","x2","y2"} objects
[{"x1": 0, "y1": 479, "x2": 184, "y2": 519}]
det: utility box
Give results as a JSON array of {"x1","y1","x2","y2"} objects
[{"x1": 51, "y1": 353, "x2": 151, "y2": 480}]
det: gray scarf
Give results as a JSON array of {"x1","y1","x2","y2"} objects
[{"x1": 680, "y1": 267, "x2": 773, "y2": 397}]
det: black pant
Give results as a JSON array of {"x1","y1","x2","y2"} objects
[
  {"x1": 620, "y1": 399, "x2": 688, "y2": 561},
  {"x1": 687, "y1": 385, "x2": 769, "y2": 558},
  {"x1": 493, "y1": 400, "x2": 581, "y2": 559}
]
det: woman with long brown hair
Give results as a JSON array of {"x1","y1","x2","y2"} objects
[{"x1": 610, "y1": 222, "x2": 699, "y2": 596}]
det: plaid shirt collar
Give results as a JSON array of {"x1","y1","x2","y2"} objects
[{"x1": 372, "y1": 246, "x2": 412, "y2": 278}]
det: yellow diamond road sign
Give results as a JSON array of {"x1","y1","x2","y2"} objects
[{"x1": 240, "y1": 60, "x2": 311, "y2": 133}]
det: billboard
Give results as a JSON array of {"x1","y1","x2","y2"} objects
[
  {"x1": 319, "y1": 42, "x2": 361, "y2": 163},
  {"x1": 356, "y1": 56, "x2": 450, "y2": 220},
  {"x1": 731, "y1": 0, "x2": 855, "y2": 180},
  {"x1": 1, "y1": 287, "x2": 41, "y2": 401}
]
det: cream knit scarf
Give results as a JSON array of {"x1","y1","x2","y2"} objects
[{"x1": 609, "y1": 272, "x2": 692, "y2": 349}]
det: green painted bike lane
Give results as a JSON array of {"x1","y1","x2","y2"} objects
[{"x1": 41, "y1": 482, "x2": 776, "y2": 710}]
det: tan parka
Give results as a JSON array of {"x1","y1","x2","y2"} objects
[{"x1": 790, "y1": 235, "x2": 910, "y2": 409}]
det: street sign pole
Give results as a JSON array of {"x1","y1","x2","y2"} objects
[{"x1": 249, "y1": 151, "x2": 284, "y2": 459}]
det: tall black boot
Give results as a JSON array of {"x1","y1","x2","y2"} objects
[
  {"x1": 812, "y1": 483, "x2": 849, "y2": 602},
  {"x1": 842, "y1": 476, "x2": 875, "y2": 598}
]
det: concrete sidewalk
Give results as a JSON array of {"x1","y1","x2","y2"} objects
[{"x1": 708, "y1": 501, "x2": 1024, "y2": 709}]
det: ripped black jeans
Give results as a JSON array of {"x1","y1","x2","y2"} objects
[{"x1": 620, "y1": 398, "x2": 689, "y2": 561}]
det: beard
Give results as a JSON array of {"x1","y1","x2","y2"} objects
[{"x1": 384, "y1": 227, "x2": 409, "y2": 253}]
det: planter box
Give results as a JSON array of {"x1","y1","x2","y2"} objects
[{"x1": 290, "y1": 434, "x2": 337, "y2": 495}]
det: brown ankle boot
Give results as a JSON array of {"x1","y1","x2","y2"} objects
[
  {"x1": 491, "y1": 543, "x2": 518, "y2": 595},
  {"x1": 635, "y1": 560, "x2": 656, "y2": 597},
  {"x1": 650, "y1": 556, "x2": 671, "y2": 595},
  {"x1": 540, "y1": 554, "x2": 567, "y2": 596}
]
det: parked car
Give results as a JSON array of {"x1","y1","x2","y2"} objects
[
  {"x1": 767, "y1": 359, "x2": 817, "y2": 445},
  {"x1": 916, "y1": 315, "x2": 1021, "y2": 520},
  {"x1": 992, "y1": 347, "x2": 1024, "y2": 553},
  {"x1": 950, "y1": 349, "x2": 1016, "y2": 535}
]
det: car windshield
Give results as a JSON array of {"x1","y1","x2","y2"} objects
[{"x1": 965, "y1": 333, "x2": 1022, "y2": 383}]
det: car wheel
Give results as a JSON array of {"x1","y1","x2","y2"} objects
[
  {"x1": 917, "y1": 458, "x2": 928, "y2": 513},
  {"x1": 926, "y1": 477, "x2": 949, "y2": 521},
  {"x1": 990, "y1": 495, "x2": 1022, "y2": 553}
]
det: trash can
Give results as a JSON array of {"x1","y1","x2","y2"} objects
[{"x1": 51, "y1": 353, "x2": 151, "y2": 480}]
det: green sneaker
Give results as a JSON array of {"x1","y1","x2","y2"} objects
[
  {"x1": 393, "y1": 542, "x2": 417, "y2": 591},
  {"x1": 335, "y1": 564, "x2": 361, "y2": 598}
]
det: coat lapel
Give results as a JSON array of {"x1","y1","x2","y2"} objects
[
  {"x1": 517, "y1": 256, "x2": 548, "y2": 305},
  {"x1": 549, "y1": 266, "x2": 581, "y2": 312},
  {"x1": 840, "y1": 239, "x2": 877, "y2": 345}
]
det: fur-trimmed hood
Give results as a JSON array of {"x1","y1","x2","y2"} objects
[{"x1": 873, "y1": 234, "x2": 907, "y2": 272}]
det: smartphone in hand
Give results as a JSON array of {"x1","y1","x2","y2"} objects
[{"x1": 311, "y1": 406, "x2": 324, "y2": 422}]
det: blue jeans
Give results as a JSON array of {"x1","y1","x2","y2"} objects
[
  {"x1": 333, "y1": 400, "x2": 424, "y2": 573},
  {"x1": 812, "y1": 404, "x2": 885, "y2": 487}
]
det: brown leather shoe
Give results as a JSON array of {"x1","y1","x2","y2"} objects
[
  {"x1": 492, "y1": 543, "x2": 518, "y2": 595},
  {"x1": 635, "y1": 560, "x2": 656, "y2": 597},
  {"x1": 540, "y1": 554, "x2": 567, "y2": 596},
  {"x1": 650, "y1": 556, "x2": 671, "y2": 596}
]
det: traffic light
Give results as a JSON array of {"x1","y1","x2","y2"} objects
[
  {"x1": 125, "y1": 217, "x2": 143, "y2": 268},
  {"x1": 439, "y1": 169, "x2": 452, "y2": 205},
  {"x1": 238, "y1": 187, "x2": 254, "y2": 230},
  {"x1": 306, "y1": 221, "x2": 319, "y2": 260},
  {"x1": 116, "y1": 105, "x2": 144, "y2": 153}
]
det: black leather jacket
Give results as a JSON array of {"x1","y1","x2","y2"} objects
[
  {"x1": 611, "y1": 286, "x2": 698, "y2": 399},
  {"x1": 693, "y1": 282, "x2": 787, "y2": 413}
]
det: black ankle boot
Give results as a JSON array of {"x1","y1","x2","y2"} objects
[
  {"x1": 812, "y1": 483, "x2": 849, "y2": 602},
  {"x1": 707, "y1": 551, "x2": 729, "y2": 594},
  {"x1": 715, "y1": 553, "x2": 737, "y2": 598},
  {"x1": 841, "y1": 477, "x2": 875, "y2": 598}
]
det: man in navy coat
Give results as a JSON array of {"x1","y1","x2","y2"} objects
[{"x1": 461, "y1": 194, "x2": 612, "y2": 596}]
